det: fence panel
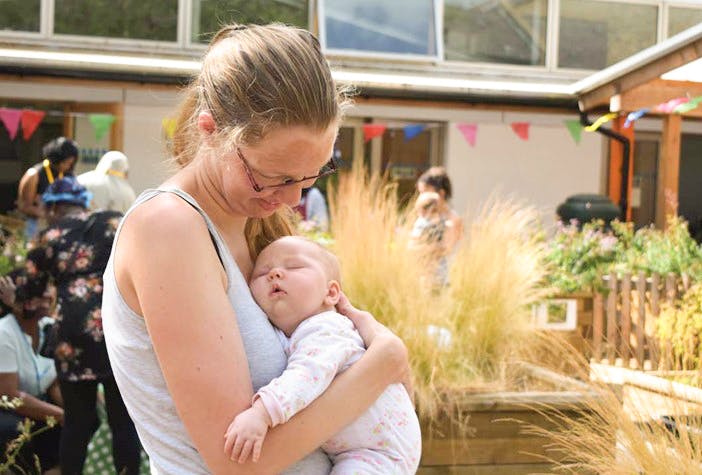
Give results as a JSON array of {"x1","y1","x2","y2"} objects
[{"x1": 588, "y1": 272, "x2": 689, "y2": 370}]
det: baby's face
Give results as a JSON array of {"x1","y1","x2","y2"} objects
[{"x1": 250, "y1": 237, "x2": 334, "y2": 336}]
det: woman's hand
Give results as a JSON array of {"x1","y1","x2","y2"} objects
[
  {"x1": 0, "y1": 275, "x2": 16, "y2": 307},
  {"x1": 336, "y1": 292, "x2": 413, "y2": 401}
]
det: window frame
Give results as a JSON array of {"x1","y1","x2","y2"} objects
[{"x1": 318, "y1": 0, "x2": 443, "y2": 63}]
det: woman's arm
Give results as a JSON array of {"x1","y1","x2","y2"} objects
[
  {"x1": 443, "y1": 211, "x2": 464, "y2": 254},
  {"x1": 118, "y1": 195, "x2": 408, "y2": 475},
  {"x1": 17, "y1": 171, "x2": 43, "y2": 218},
  {"x1": 0, "y1": 373, "x2": 64, "y2": 424}
]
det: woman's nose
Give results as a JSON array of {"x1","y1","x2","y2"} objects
[{"x1": 274, "y1": 184, "x2": 304, "y2": 207}]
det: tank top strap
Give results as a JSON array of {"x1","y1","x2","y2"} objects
[{"x1": 113, "y1": 187, "x2": 243, "y2": 293}]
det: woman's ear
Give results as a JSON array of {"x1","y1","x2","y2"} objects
[
  {"x1": 324, "y1": 280, "x2": 341, "y2": 306},
  {"x1": 197, "y1": 112, "x2": 217, "y2": 137}
]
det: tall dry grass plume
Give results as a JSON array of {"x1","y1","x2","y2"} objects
[
  {"x1": 329, "y1": 163, "x2": 548, "y2": 428},
  {"x1": 520, "y1": 333, "x2": 702, "y2": 474}
]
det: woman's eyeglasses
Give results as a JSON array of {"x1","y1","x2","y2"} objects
[{"x1": 236, "y1": 148, "x2": 337, "y2": 193}]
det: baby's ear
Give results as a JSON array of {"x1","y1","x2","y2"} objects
[{"x1": 324, "y1": 280, "x2": 341, "y2": 306}]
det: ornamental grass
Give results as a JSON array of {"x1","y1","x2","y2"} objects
[
  {"x1": 521, "y1": 335, "x2": 702, "y2": 475},
  {"x1": 328, "y1": 162, "x2": 549, "y2": 427}
]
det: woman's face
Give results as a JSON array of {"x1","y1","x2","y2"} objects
[
  {"x1": 216, "y1": 124, "x2": 338, "y2": 219},
  {"x1": 57, "y1": 157, "x2": 76, "y2": 173},
  {"x1": 417, "y1": 181, "x2": 445, "y2": 201}
]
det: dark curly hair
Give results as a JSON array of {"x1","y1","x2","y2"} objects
[{"x1": 42, "y1": 137, "x2": 79, "y2": 166}]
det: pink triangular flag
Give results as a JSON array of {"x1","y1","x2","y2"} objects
[
  {"x1": 511, "y1": 122, "x2": 530, "y2": 141},
  {"x1": 362, "y1": 124, "x2": 387, "y2": 142},
  {"x1": 21, "y1": 109, "x2": 46, "y2": 140},
  {"x1": 456, "y1": 123, "x2": 477, "y2": 147},
  {"x1": 0, "y1": 108, "x2": 22, "y2": 140}
]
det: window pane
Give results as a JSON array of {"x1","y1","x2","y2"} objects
[
  {"x1": 559, "y1": 0, "x2": 657, "y2": 70},
  {"x1": 322, "y1": 0, "x2": 437, "y2": 56},
  {"x1": 54, "y1": 0, "x2": 178, "y2": 41},
  {"x1": 669, "y1": 6, "x2": 702, "y2": 38},
  {"x1": 0, "y1": 0, "x2": 40, "y2": 32},
  {"x1": 444, "y1": 0, "x2": 547, "y2": 66},
  {"x1": 192, "y1": 0, "x2": 309, "y2": 44}
]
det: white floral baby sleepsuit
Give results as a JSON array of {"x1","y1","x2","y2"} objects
[{"x1": 256, "y1": 311, "x2": 422, "y2": 475}]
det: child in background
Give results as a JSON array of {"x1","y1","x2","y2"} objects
[
  {"x1": 410, "y1": 191, "x2": 446, "y2": 251},
  {"x1": 224, "y1": 236, "x2": 421, "y2": 474}
]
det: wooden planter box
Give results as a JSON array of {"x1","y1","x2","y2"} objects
[
  {"x1": 591, "y1": 364, "x2": 702, "y2": 422},
  {"x1": 418, "y1": 363, "x2": 601, "y2": 474}
]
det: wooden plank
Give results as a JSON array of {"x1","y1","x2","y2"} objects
[
  {"x1": 425, "y1": 410, "x2": 585, "y2": 440},
  {"x1": 650, "y1": 273, "x2": 661, "y2": 369},
  {"x1": 656, "y1": 114, "x2": 682, "y2": 229},
  {"x1": 606, "y1": 273, "x2": 618, "y2": 363},
  {"x1": 420, "y1": 436, "x2": 565, "y2": 465},
  {"x1": 608, "y1": 117, "x2": 635, "y2": 219},
  {"x1": 613, "y1": 79, "x2": 702, "y2": 119},
  {"x1": 593, "y1": 292, "x2": 604, "y2": 361},
  {"x1": 417, "y1": 463, "x2": 561, "y2": 474},
  {"x1": 665, "y1": 273, "x2": 677, "y2": 303},
  {"x1": 591, "y1": 363, "x2": 702, "y2": 405},
  {"x1": 620, "y1": 274, "x2": 632, "y2": 365},
  {"x1": 636, "y1": 271, "x2": 646, "y2": 368}
]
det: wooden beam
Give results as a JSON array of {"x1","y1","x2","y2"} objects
[
  {"x1": 656, "y1": 114, "x2": 682, "y2": 229},
  {"x1": 612, "y1": 79, "x2": 702, "y2": 118},
  {"x1": 579, "y1": 37, "x2": 702, "y2": 111},
  {"x1": 607, "y1": 116, "x2": 635, "y2": 220}
]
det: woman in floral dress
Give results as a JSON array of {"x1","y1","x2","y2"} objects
[{"x1": 25, "y1": 176, "x2": 141, "y2": 475}]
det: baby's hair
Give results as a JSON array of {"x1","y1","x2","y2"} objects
[{"x1": 284, "y1": 236, "x2": 341, "y2": 283}]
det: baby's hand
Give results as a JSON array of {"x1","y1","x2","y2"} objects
[{"x1": 223, "y1": 400, "x2": 271, "y2": 463}]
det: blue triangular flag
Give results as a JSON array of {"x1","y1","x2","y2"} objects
[{"x1": 403, "y1": 124, "x2": 426, "y2": 141}]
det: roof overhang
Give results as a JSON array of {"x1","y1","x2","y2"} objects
[
  {"x1": 572, "y1": 23, "x2": 702, "y2": 114},
  {"x1": 0, "y1": 46, "x2": 577, "y2": 107}
]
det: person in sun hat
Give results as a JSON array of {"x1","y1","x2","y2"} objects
[
  {"x1": 78, "y1": 151, "x2": 136, "y2": 214},
  {"x1": 26, "y1": 176, "x2": 141, "y2": 475}
]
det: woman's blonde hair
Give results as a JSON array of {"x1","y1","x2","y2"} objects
[{"x1": 171, "y1": 23, "x2": 349, "y2": 259}]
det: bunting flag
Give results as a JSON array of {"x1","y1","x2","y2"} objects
[
  {"x1": 510, "y1": 122, "x2": 529, "y2": 141},
  {"x1": 584, "y1": 112, "x2": 617, "y2": 132},
  {"x1": 362, "y1": 124, "x2": 387, "y2": 142},
  {"x1": 564, "y1": 120, "x2": 583, "y2": 144},
  {"x1": 403, "y1": 124, "x2": 425, "y2": 141},
  {"x1": 624, "y1": 108, "x2": 649, "y2": 128},
  {"x1": 674, "y1": 95, "x2": 702, "y2": 114},
  {"x1": 456, "y1": 123, "x2": 478, "y2": 147},
  {"x1": 161, "y1": 118, "x2": 177, "y2": 139},
  {"x1": 656, "y1": 97, "x2": 689, "y2": 113},
  {"x1": 21, "y1": 109, "x2": 45, "y2": 140},
  {"x1": 88, "y1": 114, "x2": 115, "y2": 141},
  {"x1": 0, "y1": 108, "x2": 22, "y2": 140}
]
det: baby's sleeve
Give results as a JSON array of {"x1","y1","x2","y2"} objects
[{"x1": 255, "y1": 313, "x2": 363, "y2": 426}]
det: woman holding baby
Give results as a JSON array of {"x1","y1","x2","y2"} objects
[{"x1": 101, "y1": 23, "x2": 412, "y2": 474}]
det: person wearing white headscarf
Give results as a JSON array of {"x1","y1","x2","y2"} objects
[{"x1": 77, "y1": 151, "x2": 136, "y2": 213}]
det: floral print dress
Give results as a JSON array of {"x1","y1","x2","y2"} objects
[{"x1": 26, "y1": 210, "x2": 122, "y2": 381}]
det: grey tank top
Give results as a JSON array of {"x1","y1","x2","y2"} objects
[{"x1": 102, "y1": 188, "x2": 331, "y2": 474}]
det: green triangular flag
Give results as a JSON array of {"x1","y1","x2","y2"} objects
[
  {"x1": 674, "y1": 96, "x2": 702, "y2": 114},
  {"x1": 88, "y1": 114, "x2": 115, "y2": 141},
  {"x1": 564, "y1": 119, "x2": 583, "y2": 144}
]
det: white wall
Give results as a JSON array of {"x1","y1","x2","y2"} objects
[
  {"x1": 123, "y1": 89, "x2": 182, "y2": 193},
  {"x1": 1, "y1": 78, "x2": 606, "y2": 222},
  {"x1": 0, "y1": 80, "x2": 181, "y2": 194},
  {"x1": 350, "y1": 103, "x2": 605, "y2": 226}
]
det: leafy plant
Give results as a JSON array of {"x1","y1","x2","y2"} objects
[
  {"x1": 0, "y1": 226, "x2": 27, "y2": 277},
  {"x1": 544, "y1": 217, "x2": 702, "y2": 294},
  {"x1": 0, "y1": 396, "x2": 57, "y2": 475}
]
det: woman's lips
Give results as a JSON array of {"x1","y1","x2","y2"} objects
[{"x1": 258, "y1": 198, "x2": 281, "y2": 211}]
